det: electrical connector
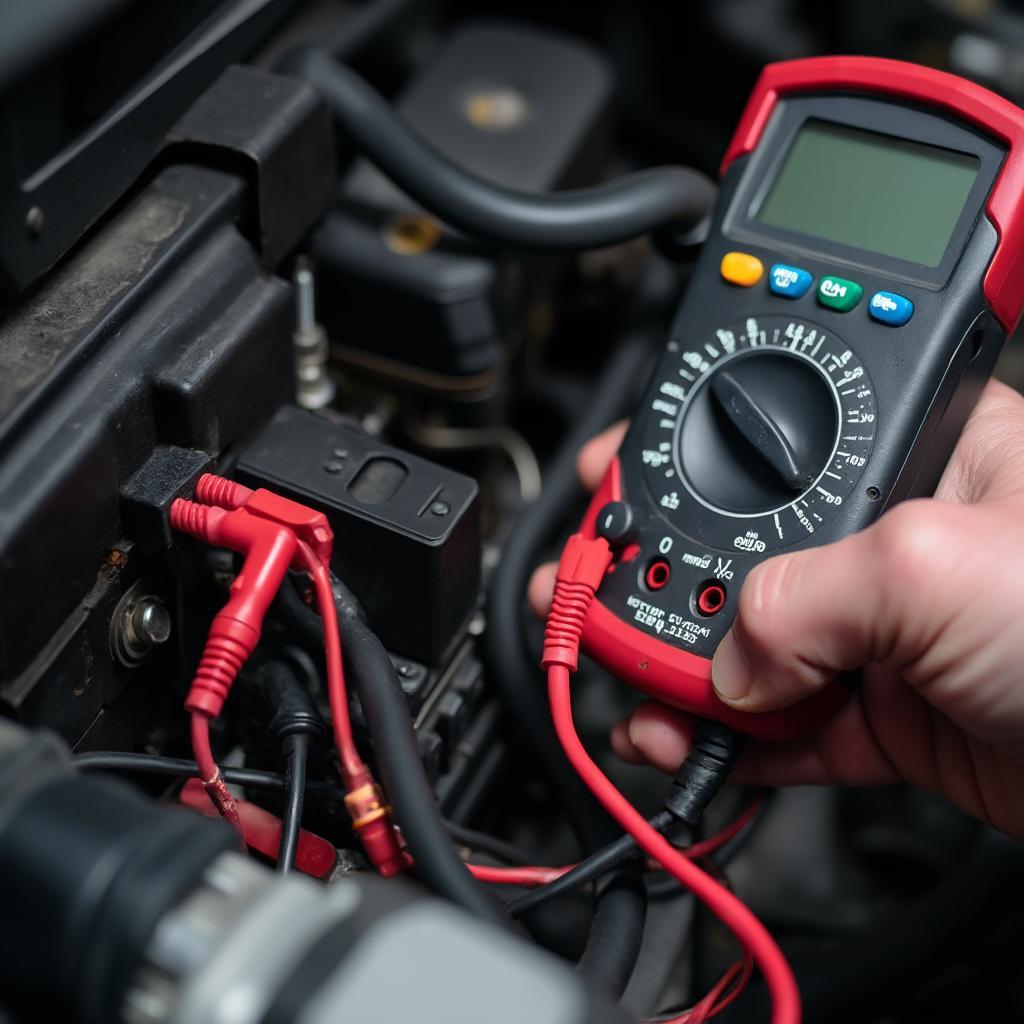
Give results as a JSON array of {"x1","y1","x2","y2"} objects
[
  {"x1": 171, "y1": 499, "x2": 297, "y2": 717},
  {"x1": 344, "y1": 778, "x2": 412, "y2": 877},
  {"x1": 174, "y1": 474, "x2": 412, "y2": 878},
  {"x1": 196, "y1": 473, "x2": 334, "y2": 568},
  {"x1": 541, "y1": 533, "x2": 613, "y2": 673},
  {"x1": 663, "y1": 719, "x2": 745, "y2": 827}
]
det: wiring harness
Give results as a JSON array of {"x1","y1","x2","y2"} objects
[
  {"x1": 167, "y1": 475, "x2": 796, "y2": 1021},
  {"x1": 170, "y1": 474, "x2": 407, "y2": 875}
]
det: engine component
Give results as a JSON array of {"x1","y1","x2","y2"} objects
[
  {"x1": 4, "y1": 6, "x2": 1024, "y2": 1024},
  {"x1": 313, "y1": 21, "x2": 614, "y2": 383},
  {"x1": 0, "y1": 64, "x2": 336, "y2": 753},
  {"x1": 291, "y1": 259, "x2": 335, "y2": 410},
  {"x1": 0, "y1": 720, "x2": 626, "y2": 1024},
  {"x1": 237, "y1": 404, "x2": 481, "y2": 664},
  {"x1": 0, "y1": 2, "x2": 298, "y2": 296}
]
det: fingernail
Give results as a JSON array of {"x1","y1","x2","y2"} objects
[{"x1": 712, "y1": 631, "x2": 752, "y2": 703}]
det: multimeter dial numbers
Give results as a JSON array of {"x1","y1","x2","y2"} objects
[{"x1": 640, "y1": 315, "x2": 876, "y2": 553}]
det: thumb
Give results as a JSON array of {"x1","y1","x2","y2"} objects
[{"x1": 711, "y1": 501, "x2": 964, "y2": 712}]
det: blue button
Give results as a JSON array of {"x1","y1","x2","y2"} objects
[
  {"x1": 868, "y1": 290, "x2": 914, "y2": 326},
  {"x1": 768, "y1": 263, "x2": 813, "y2": 299}
]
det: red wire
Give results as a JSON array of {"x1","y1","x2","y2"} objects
[
  {"x1": 190, "y1": 711, "x2": 246, "y2": 843},
  {"x1": 465, "y1": 797, "x2": 764, "y2": 888},
  {"x1": 685, "y1": 796, "x2": 763, "y2": 860},
  {"x1": 466, "y1": 863, "x2": 568, "y2": 885},
  {"x1": 295, "y1": 542, "x2": 366, "y2": 783},
  {"x1": 669, "y1": 950, "x2": 755, "y2": 1024},
  {"x1": 548, "y1": 665, "x2": 801, "y2": 1024}
]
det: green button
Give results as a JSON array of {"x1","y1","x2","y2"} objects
[{"x1": 817, "y1": 275, "x2": 863, "y2": 312}]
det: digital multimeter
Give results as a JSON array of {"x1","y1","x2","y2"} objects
[{"x1": 577, "y1": 56, "x2": 1024, "y2": 739}]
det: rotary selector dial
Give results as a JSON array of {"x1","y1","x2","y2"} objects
[{"x1": 640, "y1": 315, "x2": 876, "y2": 553}]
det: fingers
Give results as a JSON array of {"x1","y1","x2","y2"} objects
[
  {"x1": 528, "y1": 562, "x2": 556, "y2": 619},
  {"x1": 935, "y1": 378, "x2": 1024, "y2": 503},
  {"x1": 528, "y1": 421, "x2": 629, "y2": 618},
  {"x1": 616, "y1": 693, "x2": 903, "y2": 787},
  {"x1": 577, "y1": 421, "x2": 628, "y2": 491},
  {"x1": 611, "y1": 703, "x2": 694, "y2": 773},
  {"x1": 711, "y1": 500, "x2": 963, "y2": 713}
]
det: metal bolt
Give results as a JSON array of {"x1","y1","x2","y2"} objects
[
  {"x1": 293, "y1": 258, "x2": 335, "y2": 410},
  {"x1": 429, "y1": 500, "x2": 450, "y2": 516},
  {"x1": 295, "y1": 266, "x2": 316, "y2": 334},
  {"x1": 112, "y1": 590, "x2": 172, "y2": 667},
  {"x1": 323, "y1": 460, "x2": 344, "y2": 474},
  {"x1": 131, "y1": 600, "x2": 172, "y2": 646}
]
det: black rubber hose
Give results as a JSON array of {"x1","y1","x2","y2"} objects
[
  {"x1": 285, "y1": 46, "x2": 716, "y2": 251},
  {"x1": 483, "y1": 332, "x2": 655, "y2": 838},
  {"x1": 481, "y1": 332, "x2": 658, "y2": 993},
  {"x1": 508, "y1": 811, "x2": 674, "y2": 918},
  {"x1": 292, "y1": 577, "x2": 506, "y2": 925},
  {"x1": 277, "y1": 577, "x2": 647, "y2": 987},
  {"x1": 277, "y1": 734, "x2": 309, "y2": 874}
]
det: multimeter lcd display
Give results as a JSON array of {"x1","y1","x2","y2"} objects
[{"x1": 756, "y1": 120, "x2": 980, "y2": 267}]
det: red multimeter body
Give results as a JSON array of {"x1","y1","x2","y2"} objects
[{"x1": 577, "y1": 57, "x2": 1024, "y2": 739}]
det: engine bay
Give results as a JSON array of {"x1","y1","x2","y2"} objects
[{"x1": 1, "y1": 3, "x2": 1023, "y2": 1022}]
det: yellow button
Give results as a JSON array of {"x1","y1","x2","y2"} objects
[{"x1": 720, "y1": 251, "x2": 764, "y2": 287}]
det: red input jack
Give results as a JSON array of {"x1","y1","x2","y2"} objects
[
  {"x1": 644, "y1": 559, "x2": 671, "y2": 591},
  {"x1": 695, "y1": 580, "x2": 727, "y2": 616}
]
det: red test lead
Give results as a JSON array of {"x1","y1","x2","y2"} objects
[
  {"x1": 172, "y1": 474, "x2": 410, "y2": 875},
  {"x1": 542, "y1": 533, "x2": 800, "y2": 1024}
]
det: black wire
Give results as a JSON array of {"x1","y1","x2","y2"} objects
[
  {"x1": 284, "y1": 46, "x2": 716, "y2": 251},
  {"x1": 506, "y1": 811, "x2": 674, "y2": 919},
  {"x1": 70, "y1": 752, "x2": 345, "y2": 801},
  {"x1": 74, "y1": 750, "x2": 770, "y2": 911},
  {"x1": 480, "y1": 323, "x2": 666, "y2": 993},
  {"x1": 480, "y1": 327, "x2": 662, "y2": 994},
  {"x1": 445, "y1": 823, "x2": 536, "y2": 867},
  {"x1": 277, "y1": 577, "x2": 506, "y2": 926},
  {"x1": 511, "y1": 795, "x2": 770, "y2": 913},
  {"x1": 71, "y1": 752, "x2": 543, "y2": 865},
  {"x1": 278, "y1": 734, "x2": 309, "y2": 874}
]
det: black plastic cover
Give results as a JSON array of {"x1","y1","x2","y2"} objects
[
  {"x1": 315, "y1": 20, "x2": 612, "y2": 379},
  {"x1": 237, "y1": 405, "x2": 481, "y2": 664}
]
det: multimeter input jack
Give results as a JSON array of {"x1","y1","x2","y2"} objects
[
  {"x1": 644, "y1": 559, "x2": 671, "y2": 591},
  {"x1": 694, "y1": 580, "x2": 726, "y2": 616}
]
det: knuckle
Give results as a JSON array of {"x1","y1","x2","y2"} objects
[{"x1": 872, "y1": 501, "x2": 948, "y2": 589}]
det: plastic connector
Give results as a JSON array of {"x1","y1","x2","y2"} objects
[
  {"x1": 260, "y1": 658, "x2": 328, "y2": 746},
  {"x1": 344, "y1": 779, "x2": 412, "y2": 877},
  {"x1": 663, "y1": 719, "x2": 745, "y2": 827},
  {"x1": 196, "y1": 473, "x2": 334, "y2": 568},
  {"x1": 171, "y1": 498, "x2": 297, "y2": 717},
  {"x1": 541, "y1": 533, "x2": 613, "y2": 673}
]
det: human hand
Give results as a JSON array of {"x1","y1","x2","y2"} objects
[{"x1": 529, "y1": 380, "x2": 1024, "y2": 840}]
